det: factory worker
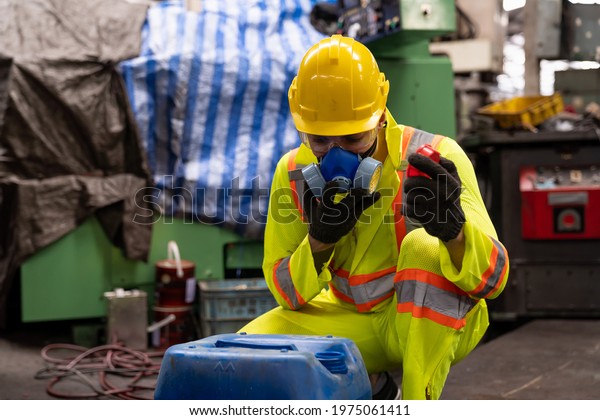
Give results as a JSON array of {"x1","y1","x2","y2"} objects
[{"x1": 241, "y1": 35, "x2": 509, "y2": 400}]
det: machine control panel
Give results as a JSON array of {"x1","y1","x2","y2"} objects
[
  {"x1": 520, "y1": 165, "x2": 600, "y2": 239},
  {"x1": 530, "y1": 165, "x2": 600, "y2": 188},
  {"x1": 337, "y1": 0, "x2": 401, "y2": 43}
]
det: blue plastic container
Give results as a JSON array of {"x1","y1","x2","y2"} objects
[{"x1": 154, "y1": 333, "x2": 371, "y2": 400}]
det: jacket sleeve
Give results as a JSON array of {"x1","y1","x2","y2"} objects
[
  {"x1": 262, "y1": 150, "x2": 333, "y2": 310},
  {"x1": 437, "y1": 139, "x2": 509, "y2": 300}
]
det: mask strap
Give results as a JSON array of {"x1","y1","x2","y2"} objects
[{"x1": 360, "y1": 137, "x2": 378, "y2": 159}]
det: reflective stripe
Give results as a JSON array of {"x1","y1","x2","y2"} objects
[
  {"x1": 330, "y1": 276, "x2": 353, "y2": 299},
  {"x1": 400, "y1": 129, "x2": 438, "y2": 235},
  {"x1": 287, "y1": 148, "x2": 307, "y2": 220},
  {"x1": 330, "y1": 283, "x2": 356, "y2": 305},
  {"x1": 397, "y1": 302, "x2": 467, "y2": 330},
  {"x1": 331, "y1": 268, "x2": 396, "y2": 312},
  {"x1": 405, "y1": 129, "x2": 437, "y2": 157},
  {"x1": 400, "y1": 126, "x2": 415, "y2": 161},
  {"x1": 430, "y1": 134, "x2": 445, "y2": 150},
  {"x1": 469, "y1": 237, "x2": 508, "y2": 299},
  {"x1": 287, "y1": 148, "x2": 301, "y2": 214},
  {"x1": 357, "y1": 291, "x2": 395, "y2": 312},
  {"x1": 393, "y1": 127, "x2": 416, "y2": 250},
  {"x1": 273, "y1": 256, "x2": 305, "y2": 310},
  {"x1": 394, "y1": 268, "x2": 475, "y2": 330},
  {"x1": 392, "y1": 182, "x2": 406, "y2": 251}
]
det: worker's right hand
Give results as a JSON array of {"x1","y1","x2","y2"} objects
[{"x1": 303, "y1": 181, "x2": 381, "y2": 244}]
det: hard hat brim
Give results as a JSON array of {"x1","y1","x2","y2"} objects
[{"x1": 291, "y1": 110, "x2": 385, "y2": 137}]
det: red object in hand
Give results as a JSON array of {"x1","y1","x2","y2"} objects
[{"x1": 407, "y1": 144, "x2": 441, "y2": 178}]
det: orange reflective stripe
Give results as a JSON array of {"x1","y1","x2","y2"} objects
[
  {"x1": 333, "y1": 267, "x2": 349, "y2": 277},
  {"x1": 469, "y1": 238, "x2": 508, "y2": 299},
  {"x1": 430, "y1": 134, "x2": 444, "y2": 150},
  {"x1": 356, "y1": 291, "x2": 395, "y2": 312},
  {"x1": 396, "y1": 268, "x2": 468, "y2": 296},
  {"x1": 331, "y1": 267, "x2": 396, "y2": 311},
  {"x1": 294, "y1": 287, "x2": 307, "y2": 308},
  {"x1": 393, "y1": 172, "x2": 406, "y2": 251},
  {"x1": 470, "y1": 246, "x2": 498, "y2": 298},
  {"x1": 334, "y1": 266, "x2": 395, "y2": 285},
  {"x1": 401, "y1": 126, "x2": 415, "y2": 156},
  {"x1": 272, "y1": 257, "x2": 306, "y2": 310},
  {"x1": 330, "y1": 283, "x2": 355, "y2": 304},
  {"x1": 486, "y1": 242, "x2": 508, "y2": 299},
  {"x1": 346, "y1": 266, "x2": 396, "y2": 286},
  {"x1": 396, "y1": 126, "x2": 418, "y2": 245},
  {"x1": 332, "y1": 285, "x2": 394, "y2": 312},
  {"x1": 287, "y1": 148, "x2": 301, "y2": 215},
  {"x1": 395, "y1": 268, "x2": 474, "y2": 329},
  {"x1": 396, "y1": 302, "x2": 467, "y2": 329},
  {"x1": 272, "y1": 259, "x2": 295, "y2": 309}
]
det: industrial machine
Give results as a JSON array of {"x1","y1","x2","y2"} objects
[
  {"x1": 459, "y1": 0, "x2": 600, "y2": 320},
  {"x1": 336, "y1": 0, "x2": 458, "y2": 137},
  {"x1": 520, "y1": 165, "x2": 600, "y2": 240},
  {"x1": 463, "y1": 129, "x2": 600, "y2": 320}
]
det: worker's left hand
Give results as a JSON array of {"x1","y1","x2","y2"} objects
[{"x1": 402, "y1": 154, "x2": 465, "y2": 242}]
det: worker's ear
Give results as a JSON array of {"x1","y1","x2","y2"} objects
[{"x1": 378, "y1": 110, "x2": 387, "y2": 130}]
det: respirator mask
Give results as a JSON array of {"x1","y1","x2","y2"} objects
[{"x1": 301, "y1": 147, "x2": 382, "y2": 197}]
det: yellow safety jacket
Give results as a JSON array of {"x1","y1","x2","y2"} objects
[{"x1": 261, "y1": 111, "x2": 509, "y2": 399}]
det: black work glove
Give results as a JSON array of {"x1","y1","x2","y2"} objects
[
  {"x1": 304, "y1": 181, "x2": 381, "y2": 244},
  {"x1": 402, "y1": 154, "x2": 466, "y2": 242}
]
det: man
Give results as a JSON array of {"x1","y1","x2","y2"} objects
[{"x1": 241, "y1": 35, "x2": 509, "y2": 400}]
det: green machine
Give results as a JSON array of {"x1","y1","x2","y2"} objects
[
  {"x1": 20, "y1": 0, "x2": 456, "y2": 323},
  {"x1": 21, "y1": 219, "x2": 263, "y2": 322},
  {"x1": 339, "y1": 0, "x2": 457, "y2": 137}
]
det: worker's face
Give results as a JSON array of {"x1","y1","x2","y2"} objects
[{"x1": 299, "y1": 128, "x2": 378, "y2": 158}]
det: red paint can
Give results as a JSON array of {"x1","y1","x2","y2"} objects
[
  {"x1": 155, "y1": 241, "x2": 196, "y2": 306},
  {"x1": 151, "y1": 305, "x2": 197, "y2": 349}
]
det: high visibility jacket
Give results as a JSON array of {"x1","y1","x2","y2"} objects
[{"x1": 260, "y1": 111, "x2": 509, "y2": 398}]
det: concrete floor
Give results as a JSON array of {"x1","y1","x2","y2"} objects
[
  {"x1": 0, "y1": 321, "x2": 160, "y2": 400},
  {"x1": 0, "y1": 322, "x2": 72, "y2": 400},
  {"x1": 442, "y1": 319, "x2": 600, "y2": 399},
  {"x1": 1, "y1": 319, "x2": 598, "y2": 400}
]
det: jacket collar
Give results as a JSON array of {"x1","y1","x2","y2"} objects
[{"x1": 383, "y1": 109, "x2": 405, "y2": 171}]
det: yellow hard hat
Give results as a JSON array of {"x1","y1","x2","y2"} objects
[{"x1": 288, "y1": 35, "x2": 389, "y2": 136}]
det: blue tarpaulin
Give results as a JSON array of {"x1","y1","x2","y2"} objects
[{"x1": 120, "y1": 0, "x2": 325, "y2": 238}]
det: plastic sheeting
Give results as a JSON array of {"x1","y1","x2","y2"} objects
[
  {"x1": 119, "y1": 0, "x2": 325, "y2": 238},
  {"x1": 0, "y1": 0, "x2": 150, "y2": 325}
]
